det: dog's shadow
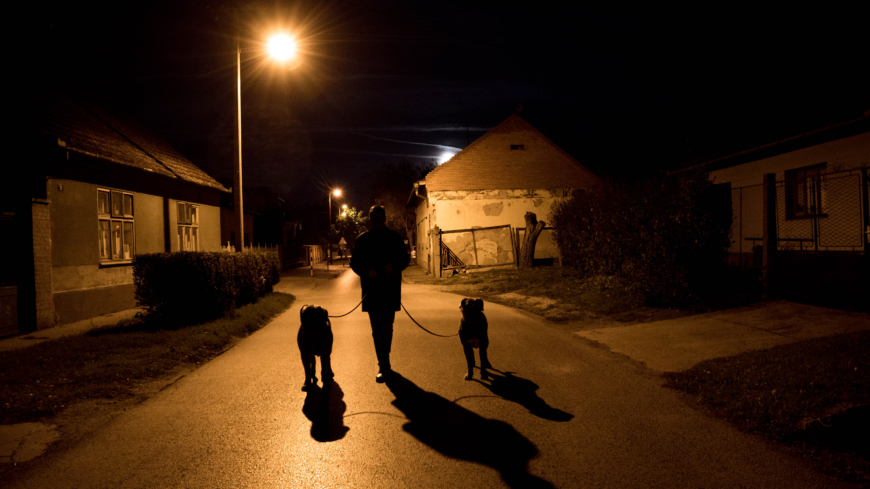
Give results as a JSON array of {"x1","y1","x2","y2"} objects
[
  {"x1": 477, "y1": 369, "x2": 574, "y2": 422},
  {"x1": 302, "y1": 381, "x2": 349, "y2": 442},
  {"x1": 387, "y1": 372, "x2": 555, "y2": 489}
]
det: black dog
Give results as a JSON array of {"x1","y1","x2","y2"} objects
[
  {"x1": 459, "y1": 298, "x2": 492, "y2": 380},
  {"x1": 297, "y1": 305, "x2": 334, "y2": 390}
]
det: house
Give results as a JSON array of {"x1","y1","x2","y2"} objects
[
  {"x1": 408, "y1": 114, "x2": 601, "y2": 274},
  {"x1": 676, "y1": 111, "x2": 869, "y2": 306},
  {"x1": 1, "y1": 93, "x2": 229, "y2": 334}
]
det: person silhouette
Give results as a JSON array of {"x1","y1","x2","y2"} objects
[{"x1": 350, "y1": 205, "x2": 410, "y2": 383}]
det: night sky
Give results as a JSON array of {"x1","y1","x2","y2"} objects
[{"x1": 27, "y1": 1, "x2": 869, "y2": 209}]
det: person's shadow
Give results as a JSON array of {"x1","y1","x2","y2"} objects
[
  {"x1": 302, "y1": 381, "x2": 349, "y2": 442},
  {"x1": 477, "y1": 369, "x2": 574, "y2": 422},
  {"x1": 386, "y1": 372, "x2": 555, "y2": 489}
]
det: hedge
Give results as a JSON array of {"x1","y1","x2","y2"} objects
[
  {"x1": 551, "y1": 170, "x2": 733, "y2": 305},
  {"x1": 133, "y1": 251, "x2": 281, "y2": 324}
]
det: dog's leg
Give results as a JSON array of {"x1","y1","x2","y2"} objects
[
  {"x1": 462, "y1": 342, "x2": 475, "y2": 380},
  {"x1": 480, "y1": 341, "x2": 492, "y2": 370},
  {"x1": 301, "y1": 353, "x2": 316, "y2": 390},
  {"x1": 320, "y1": 354, "x2": 334, "y2": 384}
]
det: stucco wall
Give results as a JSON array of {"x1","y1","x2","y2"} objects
[
  {"x1": 713, "y1": 133, "x2": 869, "y2": 256},
  {"x1": 423, "y1": 188, "x2": 569, "y2": 264},
  {"x1": 427, "y1": 188, "x2": 569, "y2": 231},
  {"x1": 709, "y1": 132, "x2": 870, "y2": 187},
  {"x1": 47, "y1": 179, "x2": 224, "y2": 325},
  {"x1": 199, "y1": 204, "x2": 221, "y2": 251}
]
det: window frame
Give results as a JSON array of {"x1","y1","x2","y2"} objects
[
  {"x1": 98, "y1": 188, "x2": 135, "y2": 263},
  {"x1": 177, "y1": 201, "x2": 200, "y2": 251},
  {"x1": 784, "y1": 163, "x2": 827, "y2": 220}
]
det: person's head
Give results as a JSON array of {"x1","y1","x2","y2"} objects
[{"x1": 369, "y1": 205, "x2": 386, "y2": 230}]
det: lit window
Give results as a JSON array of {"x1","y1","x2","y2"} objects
[
  {"x1": 98, "y1": 189, "x2": 134, "y2": 262},
  {"x1": 177, "y1": 202, "x2": 199, "y2": 251}
]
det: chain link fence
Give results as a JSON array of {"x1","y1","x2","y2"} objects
[
  {"x1": 730, "y1": 167, "x2": 868, "y2": 269},
  {"x1": 775, "y1": 168, "x2": 866, "y2": 251}
]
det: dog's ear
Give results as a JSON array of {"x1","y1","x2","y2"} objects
[
  {"x1": 319, "y1": 307, "x2": 329, "y2": 320},
  {"x1": 475, "y1": 298, "x2": 484, "y2": 311},
  {"x1": 460, "y1": 298, "x2": 470, "y2": 309}
]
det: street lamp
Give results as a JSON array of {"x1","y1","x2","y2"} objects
[
  {"x1": 233, "y1": 33, "x2": 297, "y2": 251},
  {"x1": 327, "y1": 189, "x2": 341, "y2": 269}
]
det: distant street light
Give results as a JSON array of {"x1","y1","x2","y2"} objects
[{"x1": 233, "y1": 32, "x2": 297, "y2": 251}]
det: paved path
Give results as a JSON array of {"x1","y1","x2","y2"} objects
[{"x1": 3, "y1": 266, "x2": 849, "y2": 488}]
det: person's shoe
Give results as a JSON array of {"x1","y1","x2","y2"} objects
[{"x1": 376, "y1": 369, "x2": 392, "y2": 383}]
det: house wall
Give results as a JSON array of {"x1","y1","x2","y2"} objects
[
  {"x1": 710, "y1": 132, "x2": 869, "y2": 259},
  {"x1": 46, "y1": 179, "x2": 223, "y2": 326},
  {"x1": 420, "y1": 188, "x2": 571, "y2": 269},
  {"x1": 166, "y1": 199, "x2": 221, "y2": 252},
  {"x1": 709, "y1": 132, "x2": 870, "y2": 187}
]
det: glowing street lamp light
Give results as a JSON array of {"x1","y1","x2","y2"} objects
[
  {"x1": 267, "y1": 34, "x2": 296, "y2": 61},
  {"x1": 233, "y1": 32, "x2": 297, "y2": 251}
]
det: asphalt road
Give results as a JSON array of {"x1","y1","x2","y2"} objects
[{"x1": 5, "y1": 268, "x2": 848, "y2": 488}]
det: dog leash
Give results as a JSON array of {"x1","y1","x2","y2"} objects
[
  {"x1": 401, "y1": 303, "x2": 459, "y2": 337},
  {"x1": 328, "y1": 294, "x2": 458, "y2": 338},
  {"x1": 328, "y1": 294, "x2": 366, "y2": 318}
]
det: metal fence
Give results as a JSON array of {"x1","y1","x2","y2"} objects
[
  {"x1": 775, "y1": 168, "x2": 866, "y2": 252},
  {"x1": 730, "y1": 167, "x2": 867, "y2": 269}
]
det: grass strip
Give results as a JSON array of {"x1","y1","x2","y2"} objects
[
  {"x1": 662, "y1": 329, "x2": 870, "y2": 486},
  {"x1": 0, "y1": 292, "x2": 295, "y2": 425}
]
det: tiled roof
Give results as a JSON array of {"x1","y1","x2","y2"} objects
[
  {"x1": 424, "y1": 113, "x2": 601, "y2": 192},
  {"x1": 37, "y1": 93, "x2": 228, "y2": 192}
]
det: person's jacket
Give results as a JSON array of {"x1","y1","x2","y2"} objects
[{"x1": 350, "y1": 226, "x2": 410, "y2": 312}]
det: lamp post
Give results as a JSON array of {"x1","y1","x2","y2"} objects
[
  {"x1": 327, "y1": 189, "x2": 341, "y2": 270},
  {"x1": 233, "y1": 33, "x2": 296, "y2": 252}
]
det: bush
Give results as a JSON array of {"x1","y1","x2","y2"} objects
[
  {"x1": 552, "y1": 170, "x2": 732, "y2": 305},
  {"x1": 134, "y1": 251, "x2": 281, "y2": 324}
]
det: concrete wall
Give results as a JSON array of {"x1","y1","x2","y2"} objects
[
  {"x1": 712, "y1": 133, "x2": 869, "y2": 257},
  {"x1": 45, "y1": 179, "x2": 224, "y2": 326},
  {"x1": 419, "y1": 188, "x2": 571, "y2": 269},
  {"x1": 709, "y1": 132, "x2": 870, "y2": 187}
]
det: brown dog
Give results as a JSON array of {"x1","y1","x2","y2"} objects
[
  {"x1": 297, "y1": 305, "x2": 334, "y2": 390},
  {"x1": 459, "y1": 298, "x2": 492, "y2": 380}
]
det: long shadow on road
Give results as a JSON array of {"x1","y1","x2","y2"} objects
[
  {"x1": 475, "y1": 369, "x2": 574, "y2": 422},
  {"x1": 303, "y1": 381, "x2": 349, "y2": 442},
  {"x1": 386, "y1": 372, "x2": 555, "y2": 489}
]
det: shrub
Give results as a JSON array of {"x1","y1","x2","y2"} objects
[
  {"x1": 134, "y1": 251, "x2": 281, "y2": 324},
  {"x1": 552, "y1": 170, "x2": 733, "y2": 305}
]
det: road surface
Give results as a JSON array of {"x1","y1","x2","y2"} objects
[{"x1": 5, "y1": 268, "x2": 846, "y2": 488}]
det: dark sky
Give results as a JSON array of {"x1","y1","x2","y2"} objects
[{"x1": 27, "y1": 1, "x2": 869, "y2": 209}]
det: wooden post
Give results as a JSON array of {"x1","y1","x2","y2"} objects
[
  {"x1": 762, "y1": 173, "x2": 777, "y2": 298},
  {"x1": 432, "y1": 226, "x2": 442, "y2": 278}
]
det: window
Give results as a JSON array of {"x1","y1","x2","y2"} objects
[
  {"x1": 177, "y1": 202, "x2": 199, "y2": 251},
  {"x1": 785, "y1": 164, "x2": 826, "y2": 219},
  {"x1": 98, "y1": 189, "x2": 134, "y2": 262}
]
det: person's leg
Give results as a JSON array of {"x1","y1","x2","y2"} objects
[
  {"x1": 462, "y1": 342, "x2": 475, "y2": 380},
  {"x1": 369, "y1": 310, "x2": 396, "y2": 380}
]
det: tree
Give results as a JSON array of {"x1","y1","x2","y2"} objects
[
  {"x1": 519, "y1": 212, "x2": 546, "y2": 269},
  {"x1": 330, "y1": 206, "x2": 368, "y2": 250},
  {"x1": 367, "y1": 160, "x2": 435, "y2": 247}
]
